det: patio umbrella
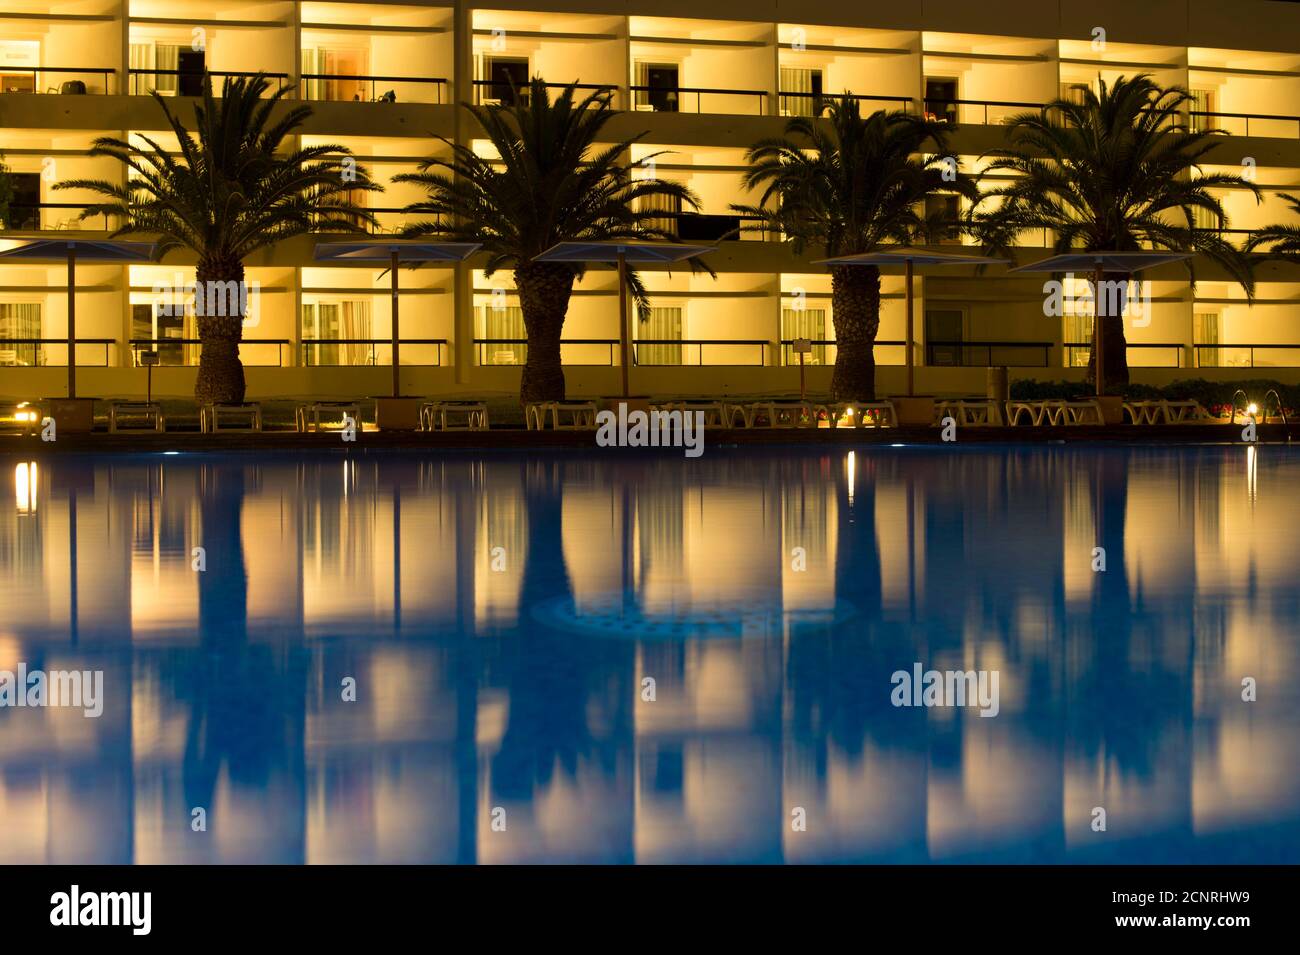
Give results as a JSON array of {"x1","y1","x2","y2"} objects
[
  {"x1": 314, "y1": 239, "x2": 481, "y2": 397},
  {"x1": 814, "y1": 248, "x2": 1009, "y2": 396},
  {"x1": 0, "y1": 238, "x2": 157, "y2": 398},
  {"x1": 533, "y1": 240, "x2": 715, "y2": 398},
  {"x1": 1008, "y1": 251, "x2": 1194, "y2": 395}
]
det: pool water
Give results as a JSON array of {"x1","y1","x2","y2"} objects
[{"x1": 0, "y1": 445, "x2": 1297, "y2": 864}]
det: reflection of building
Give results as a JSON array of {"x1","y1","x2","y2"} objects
[
  {"x1": 0, "y1": 449, "x2": 1298, "y2": 862},
  {"x1": 5, "y1": 3, "x2": 1300, "y2": 401}
]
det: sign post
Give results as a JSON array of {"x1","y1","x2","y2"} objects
[
  {"x1": 793, "y1": 338, "x2": 812, "y2": 401},
  {"x1": 140, "y1": 349, "x2": 159, "y2": 404}
]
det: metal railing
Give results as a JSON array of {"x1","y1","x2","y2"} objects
[
  {"x1": 0, "y1": 67, "x2": 116, "y2": 95},
  {"x1": 300, "y1": 74, "x2": 448, "y2": 104},
  {"x1": 928, "y1": 340, "x2": 1054, "y2": 367},
  {"x1": 777, "y1": 339, "x2": 908, "y2": 365},
  {"x1": 922, "y1": 97, "x2": 1043, "y2": 126},
  {"x1": 634, "y1": 339, "x2": 769, "y2": 366},
  {"x1": 128, "y1": 69, "x2": 290, "y2": 96},
  {"x1": 476, "y1": 338, "x2": 618, "y2": 366},
  {"x1": 1190, "y1": 110, "x2": 1300, "y2": 139},
  {"x1": 300, "y1": 338, "x2": 447, "y2": 367},
  {"x1": 1194, "y1": 343, "x2": 1300, "y2": 368},
  {"x1": 0, "y1": 338, "x2": 115, "y2": 366},
  {"x1": 471, "y1": 79, "x2": 609, "y2": 106},
  {"x1": 1065, "y1": 342, "x2": 1186, "y2": 368},
  {"x1": 777, "y1": 92, "x2": 914, "y2": 116},
  {"x1": 1, "y1": 203, "x2": 113, "y2": 231},
  {"x1": 629, "y1": 85, "x2": 767, "y2": 115},
  {"x1": 129, "y1": 338, "x2": 289, "y2": 367}
]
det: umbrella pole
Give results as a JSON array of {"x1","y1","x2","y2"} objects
[
  {"x1": 1093, "y1": 264, "x2": 1104, "y2": 396},
  {"x1": 67, "y1": 246, "x2": 76, "y2": 399},
  {"x1": 618, "y1": 252, "x2": 629, "y2": 399},
  {"x1": 391, "y1": 249, "x2": 400, "y2": 398},
  {"x1": 905, "y1": 258, "x2": 914, "y2": 397}
]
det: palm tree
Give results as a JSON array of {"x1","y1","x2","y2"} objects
[
  {"x1": 971, "y1": 74, "x2": 1258, "y2": 391},
  {"x1": 57, "y1": 73, "x2": 377, "y2": 404},
  {"x1": 1247, "y1": 193, "x2": 1300, "y2": 259},
  {"x1": 395, "y1": 78, "x2": 701, "y2": 403},
  {"x1": 733, "y1": 100, "x2": 975, "y2": 401}
]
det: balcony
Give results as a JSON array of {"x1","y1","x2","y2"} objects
[
  {"x1": 302, "y1": 1, "x2": 454, "y2": 106},
  {"x1": 1190, "y1": 47, "x2": 1300, "y2": 140},
  {"x1": 472, "y1": 9, "x2": 625, "y2": 107},
  {"x1": 128, "y1": 68, "x2": 289, "y2": 96},
  {"x1": 0, "y1": 67, "x2": 117, "y2": 95},
  {"x1": 629, "y1": 16, "x2": 772, "y2": 117},
  {"x1": 778, "y1": 23, "x2": 919, "y2": 118}
]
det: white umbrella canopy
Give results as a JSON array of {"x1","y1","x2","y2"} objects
[
  {"x1": 313, "y1": 239, "x2": 481, "y2": 397},
  {"x1": 534, "y1": 240, "x2": 716, "y2": 397},
  {"x1": 0, "y1": 239, "x2": 158, "y2": 398},
  {"x1": 813, "y1": 248, "x2": 1011, "y2": 396},
  {"x1": 1009, "y1": 251, "x2": 1196, "y2": 394}
]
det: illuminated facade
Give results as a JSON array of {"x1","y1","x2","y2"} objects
[{"x1": 2, "y1": 0, "x2": 1300, "y2": 400}]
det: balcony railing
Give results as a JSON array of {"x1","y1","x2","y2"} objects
[
  {"x1": 778, "y1": 92, "x2": 914, "y2": 117},
  {"x1": 1065, "y1": 342, "x2": 1186, "y2": 368},
  {"x1": 0, "y1": 339, "x2": 115, "y2": 366},
  {"x1": 300, "y1": 339, "x2": 447, "y2": 367},
  {"x1": 923, "y1": 98, "x2": 1043, "y2": 126},
  {"x1": 1190, "y1": 110, "x2": 1300, "y2": 139},
  {"x1": 629, "y1": 85, "x2": 767, "y2": 115},
  {"x1": 0, "y1": 67, "x2": 116, "y2": 95},
  {"x1": 300, "y1": 74, "x2": 448, "y2": 104},
  {"x1": 927, "y1": 340, "x2": 1054, "y2": 367},
  {"x1": 129, "y1": 69, "x2": 290, "y2": 96},
  {"x1": 129, "y1": 339, "x2": 289, "y2": 367},
  {"x1": 1, "y1": 203, "x2": 113, "y2": 232},
  {"x1": 472, "y1": 79, "x2": 610, "y2": 106},
  {"x1": 476, "y1": 338, "x2": 618, "y2": 366},
  {"x1": 633, "y1": 339, "x2": 769, "y2": 366},
  {"x1": 1194, "y1": 343, "x2": 1300, "y2": 368}
]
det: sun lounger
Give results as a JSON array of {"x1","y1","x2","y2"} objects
[
  {"x1": 937, "y1": 398, "x2": 1003, "y2": 426},
  {"x1": 525, "y1": 401, "x2": 598, "y2": 430},
  {"x1": 108, "y1": 401, "x2": 165, "y2": 433},
  {"x1": 200, "y1": 402, "x2": 263, "y2": 433},
  {"x1": 828, "y1": 401, "x2": 895, "y2": 428},
  {"x1": 746, "y1": 400, "x2": 820, "y2": 428},
  {"x1": 421, "y1": 400, "x2": 489, "y2": 431},
  {"x1": 651, "y1": 401, "x2": 727, "y2": 426},
  {"x1": 296, "y1": 401, "x2": 361, "y2": 433}
]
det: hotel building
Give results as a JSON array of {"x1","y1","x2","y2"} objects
[{"x1": 2, "y1": 0, "x2": 1300, "y2": 400}]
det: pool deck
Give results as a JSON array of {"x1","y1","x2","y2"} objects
[{"x1": 0, "y1": 423, "x2": 1291, "y2": 453}]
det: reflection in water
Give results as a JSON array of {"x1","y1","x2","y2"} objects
[{"x1": 0, "y1": 446, "x2": 1298, "y2": 863}]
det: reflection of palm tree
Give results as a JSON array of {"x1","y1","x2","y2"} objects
[
  {"x1": 489, "y1": 459, "x2": 632, "y2": 837},
  {"x1": 181, "y1": 463, "x2": 306, "y2": 855}
]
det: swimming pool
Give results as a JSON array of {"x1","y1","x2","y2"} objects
[{"x1": 0, "y1": 444, "x2": 1297, "y2": 863}]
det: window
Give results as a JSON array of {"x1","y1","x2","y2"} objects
[
  {"x1": 481, "y1": 305, "x2": 525, "y2": 365},
  {"x1": 925, "y1": 309, "x2": 964, "y2": 366},
  {"x1": 635, "y1": 63, "x2": 679, "y2": 112},
  {"x1": 5, "y1": 172, "x2": 40, "y2": 230},
  {"x1": 483, "y1": 56, "x2": 528, "y2": 105},
  {"x1": 132, "y1": 301, "x2": 193, "y2": 365},
  {"x1": 638, "y1": 191, "x2": 682, "y2": 237},
  {"x1": 1195, "y1": 311, "x2": 1220, "y2": 368},
  {"x1": 130, "y1": 42, "x2": 181, "y2": 95},
  {"x1": 779, "y1": 67, "x2": 823, "y2": 117},
  {"x1": 924, "y1": 195, "x2": 961, "y2": 244},
  {"x1": 1189, "y1": 89, "x2": 1216, "y2": 133},
  {"x1": 636, "y1": 306, "x2": 682, "y2": 365},
  {"x1": 301, "y1": 47, "x2": 370, "y2": 102},
  {"x1": 782, "y1": 306, "x2": 827, "y2": 365},
  {"x1": 0, "y1": 302, "x2": 42, "y2": 366},
  {"x1": 924, "y1": 77, "x2": 957, "y2": 124},
  {"x1": 302, "y1": 299, "x2": 372, "y2": 365}
]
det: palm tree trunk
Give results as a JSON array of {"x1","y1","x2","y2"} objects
[
  {"x1": 829, "y1": 263, "x2": 881, "y2": 401},
  {"x1": 514, "y1": 261, "x2": 576, "y2": 403},
  {"x1": 1085, "y1": 272, "x2": 1130, "y2": 392},
  {"x1": 194, "y1": 255, "x2": 247, "y2": 405}
]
